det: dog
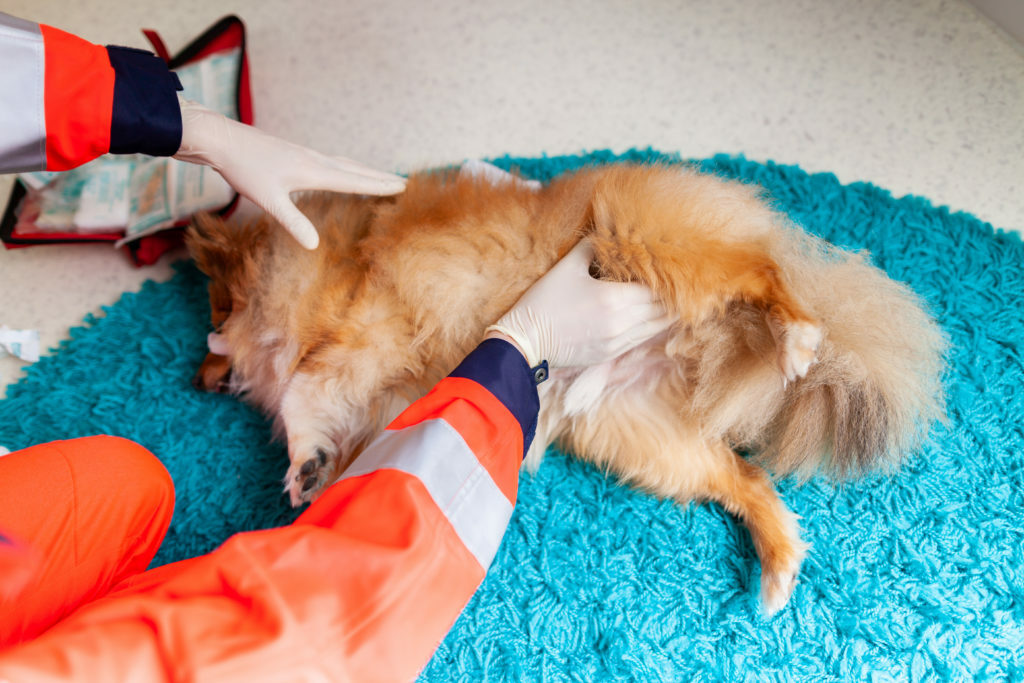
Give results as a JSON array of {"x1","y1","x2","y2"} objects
[{"x1": 186, "y1": 162, "x2": 946, "y2": 614}]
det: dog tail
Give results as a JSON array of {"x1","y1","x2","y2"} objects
[{"x1": 754, "y1": 232, "x2": 948, "y2": 478}]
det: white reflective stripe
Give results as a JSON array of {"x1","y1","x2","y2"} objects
[
  {"x1": 0, "y1": 13, "x2": 46, "y2": 172},
  {"x1": 340, "y1": 419, "x2": 514, "y2": 570}
]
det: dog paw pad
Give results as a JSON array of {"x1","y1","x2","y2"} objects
[{"x1": 285, "y1": 448, "x2": 333, "y2": 506}]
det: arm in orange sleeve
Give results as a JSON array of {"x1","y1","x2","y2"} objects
[
  {"x1": 0, "y1": 339, "x2": 539, "y2": 683},
  {"x1": 0, "y1": 11, "x2": 182, "y2": 173},
  {"x1": 0, "y1": 533, "x2": 36, "y2": 606}
]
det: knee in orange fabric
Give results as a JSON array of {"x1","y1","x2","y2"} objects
[
  {"x1": 0, "y1": 436, "x2": 175, "y2": 647},
  {"x1": 55, "y1": 436, "x2": 176, "y2": 579},
  {"x1": 58, "y1": 436, "x2": 175, "y2": 511}
]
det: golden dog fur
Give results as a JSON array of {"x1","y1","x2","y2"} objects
[{"x1": 187, "y1": 163, "x2": 946, "y2": 614}]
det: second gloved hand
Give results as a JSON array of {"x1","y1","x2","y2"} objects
[
  {"x1": 173, "y1": 98, "x2": 406, "y2": 250},
  {"x1": 486, "y1": 241, "x2": 672, "y2": 368}
]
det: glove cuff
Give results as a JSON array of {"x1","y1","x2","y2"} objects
[{"x1": 484, "y1": 324, "x2": 542, "y2": 368}]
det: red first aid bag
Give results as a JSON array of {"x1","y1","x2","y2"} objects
[{"x1": 0, "y1": 15, "x2": 252, "y2": 266}]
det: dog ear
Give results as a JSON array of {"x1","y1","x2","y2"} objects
[
  {"x1": 186, "y1": 213, "x2": 238, "y2": 328},
  {"x1": 576, "y1": 198, "x2": 597, "y2": 237},
  {"x1": 185, "y1": 213, "x2": 233, "y2": 278}
]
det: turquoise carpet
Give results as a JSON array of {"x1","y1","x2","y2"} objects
[{"x1": 2, "y1": 152, "x2": 1021, "y2": 680}]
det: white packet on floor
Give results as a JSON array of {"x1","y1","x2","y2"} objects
[
  {"x1": 0, "y1": 326, "x2": 40, "y2": 363},
  {"x1": 459, "y1": 159, "x2": 542, "y2": 191}
]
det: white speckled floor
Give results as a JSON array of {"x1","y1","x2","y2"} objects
[{"x1": 1, "y1": 0, "x2": 1022, "y2": 392}]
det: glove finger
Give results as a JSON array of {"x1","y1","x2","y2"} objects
[
  {"x1": 631, "y1": 311, "x2": 675, "y2": 339},
  {"x1": 322, "y1": 154, "x2": 409, "y2": 183},
  {"x1": 622, "y1": 302, "x2": 671, "y2": 328},
  {"x1": 296, "y1": 167, "x2": 407, "y2": 196},
  {"x1": 292, "y1": 151, "x2": 407, "y2": 195},
  {"x1": 603, "y1": 300, "x2": 667, "y2": 335},
  {"x1": 596, "y1": 278, "x2": 664, "y2": 309},
  {"x1": 264, "y1": 197, "x2": 321, "y2": 250},
  {"x1": 556, "y1": 239, "x2": 596, "y2": 274},
  {"x1": 606, "y1": 312, "x2": 674, "y2": 356}
]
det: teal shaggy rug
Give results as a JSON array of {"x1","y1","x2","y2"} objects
[{"x1": 2, "y1": 151, "x2": 1022, "y2": 680}]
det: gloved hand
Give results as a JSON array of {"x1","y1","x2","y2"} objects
[
  {"x1": 485, "y1": 241, "x2": 672, "y2": 368},
  {"x1": 173, "y1": 97, "x2": 406, "y2": 249}
]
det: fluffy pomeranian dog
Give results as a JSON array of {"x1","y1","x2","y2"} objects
[{"x1": 187, "y1": 162, "x2": 945, "y2": 614}]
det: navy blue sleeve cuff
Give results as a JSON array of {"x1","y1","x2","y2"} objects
[
  {"x1": 448, "y1": 338, "x2": 540, "y2": 457},
  {"x1": 105, "y1": 45, "x2": 183, "y2": 157}
]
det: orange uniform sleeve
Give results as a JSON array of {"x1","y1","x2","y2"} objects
[
  {"x1": 0, "y1": 339, "x2": 539, "y2": 682},
  {"x1": 0, "y1": 12, "x2": 182, "y2": 173}
]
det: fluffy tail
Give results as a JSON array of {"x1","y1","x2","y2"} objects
[{"x1": 756, "y1": 235, "x2": 947, "y2": 478}]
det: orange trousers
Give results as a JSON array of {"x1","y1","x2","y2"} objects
[
  {"x1": 0, "y1": 436, "x2": 174, "y2": 647},
  {"x1": 0, "y1": 433, "x2": 505, "y2": 681}
]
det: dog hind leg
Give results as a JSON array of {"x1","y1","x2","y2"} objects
[
  {"x1": 636, "y1": 438, "x2": 806, "y2": 616},
  {"x1": 698, "y1": 440, "x2": 808, "y2": 615},
  {"x1": 679, "y1": 245, "x2": 824, "y2": 385},
  {"x1": 569, "y1": 410, "x2": 807, "y2": 616}
]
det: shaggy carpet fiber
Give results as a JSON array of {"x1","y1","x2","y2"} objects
[{"x1": 1, "y1": 151, "x2": 1021, "y2": 680}]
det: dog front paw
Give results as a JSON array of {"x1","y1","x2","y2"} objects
[
  {"x1": 778, "y1": 321, "x2": 823, "y2": 384},
  {"x1": 192, "y1": 353, "x2": 233, "y2": 393},
  {"x1": 284, "y1": 449, "x2": 332, "y2": 506}
]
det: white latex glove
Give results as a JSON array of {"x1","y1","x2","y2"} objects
[
  {"x1": 173, "y1": 97, "x2": 406, "y2": 249},
  {"x1": 485, "y1": 241, "x2": 672, "y2": 368}
]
